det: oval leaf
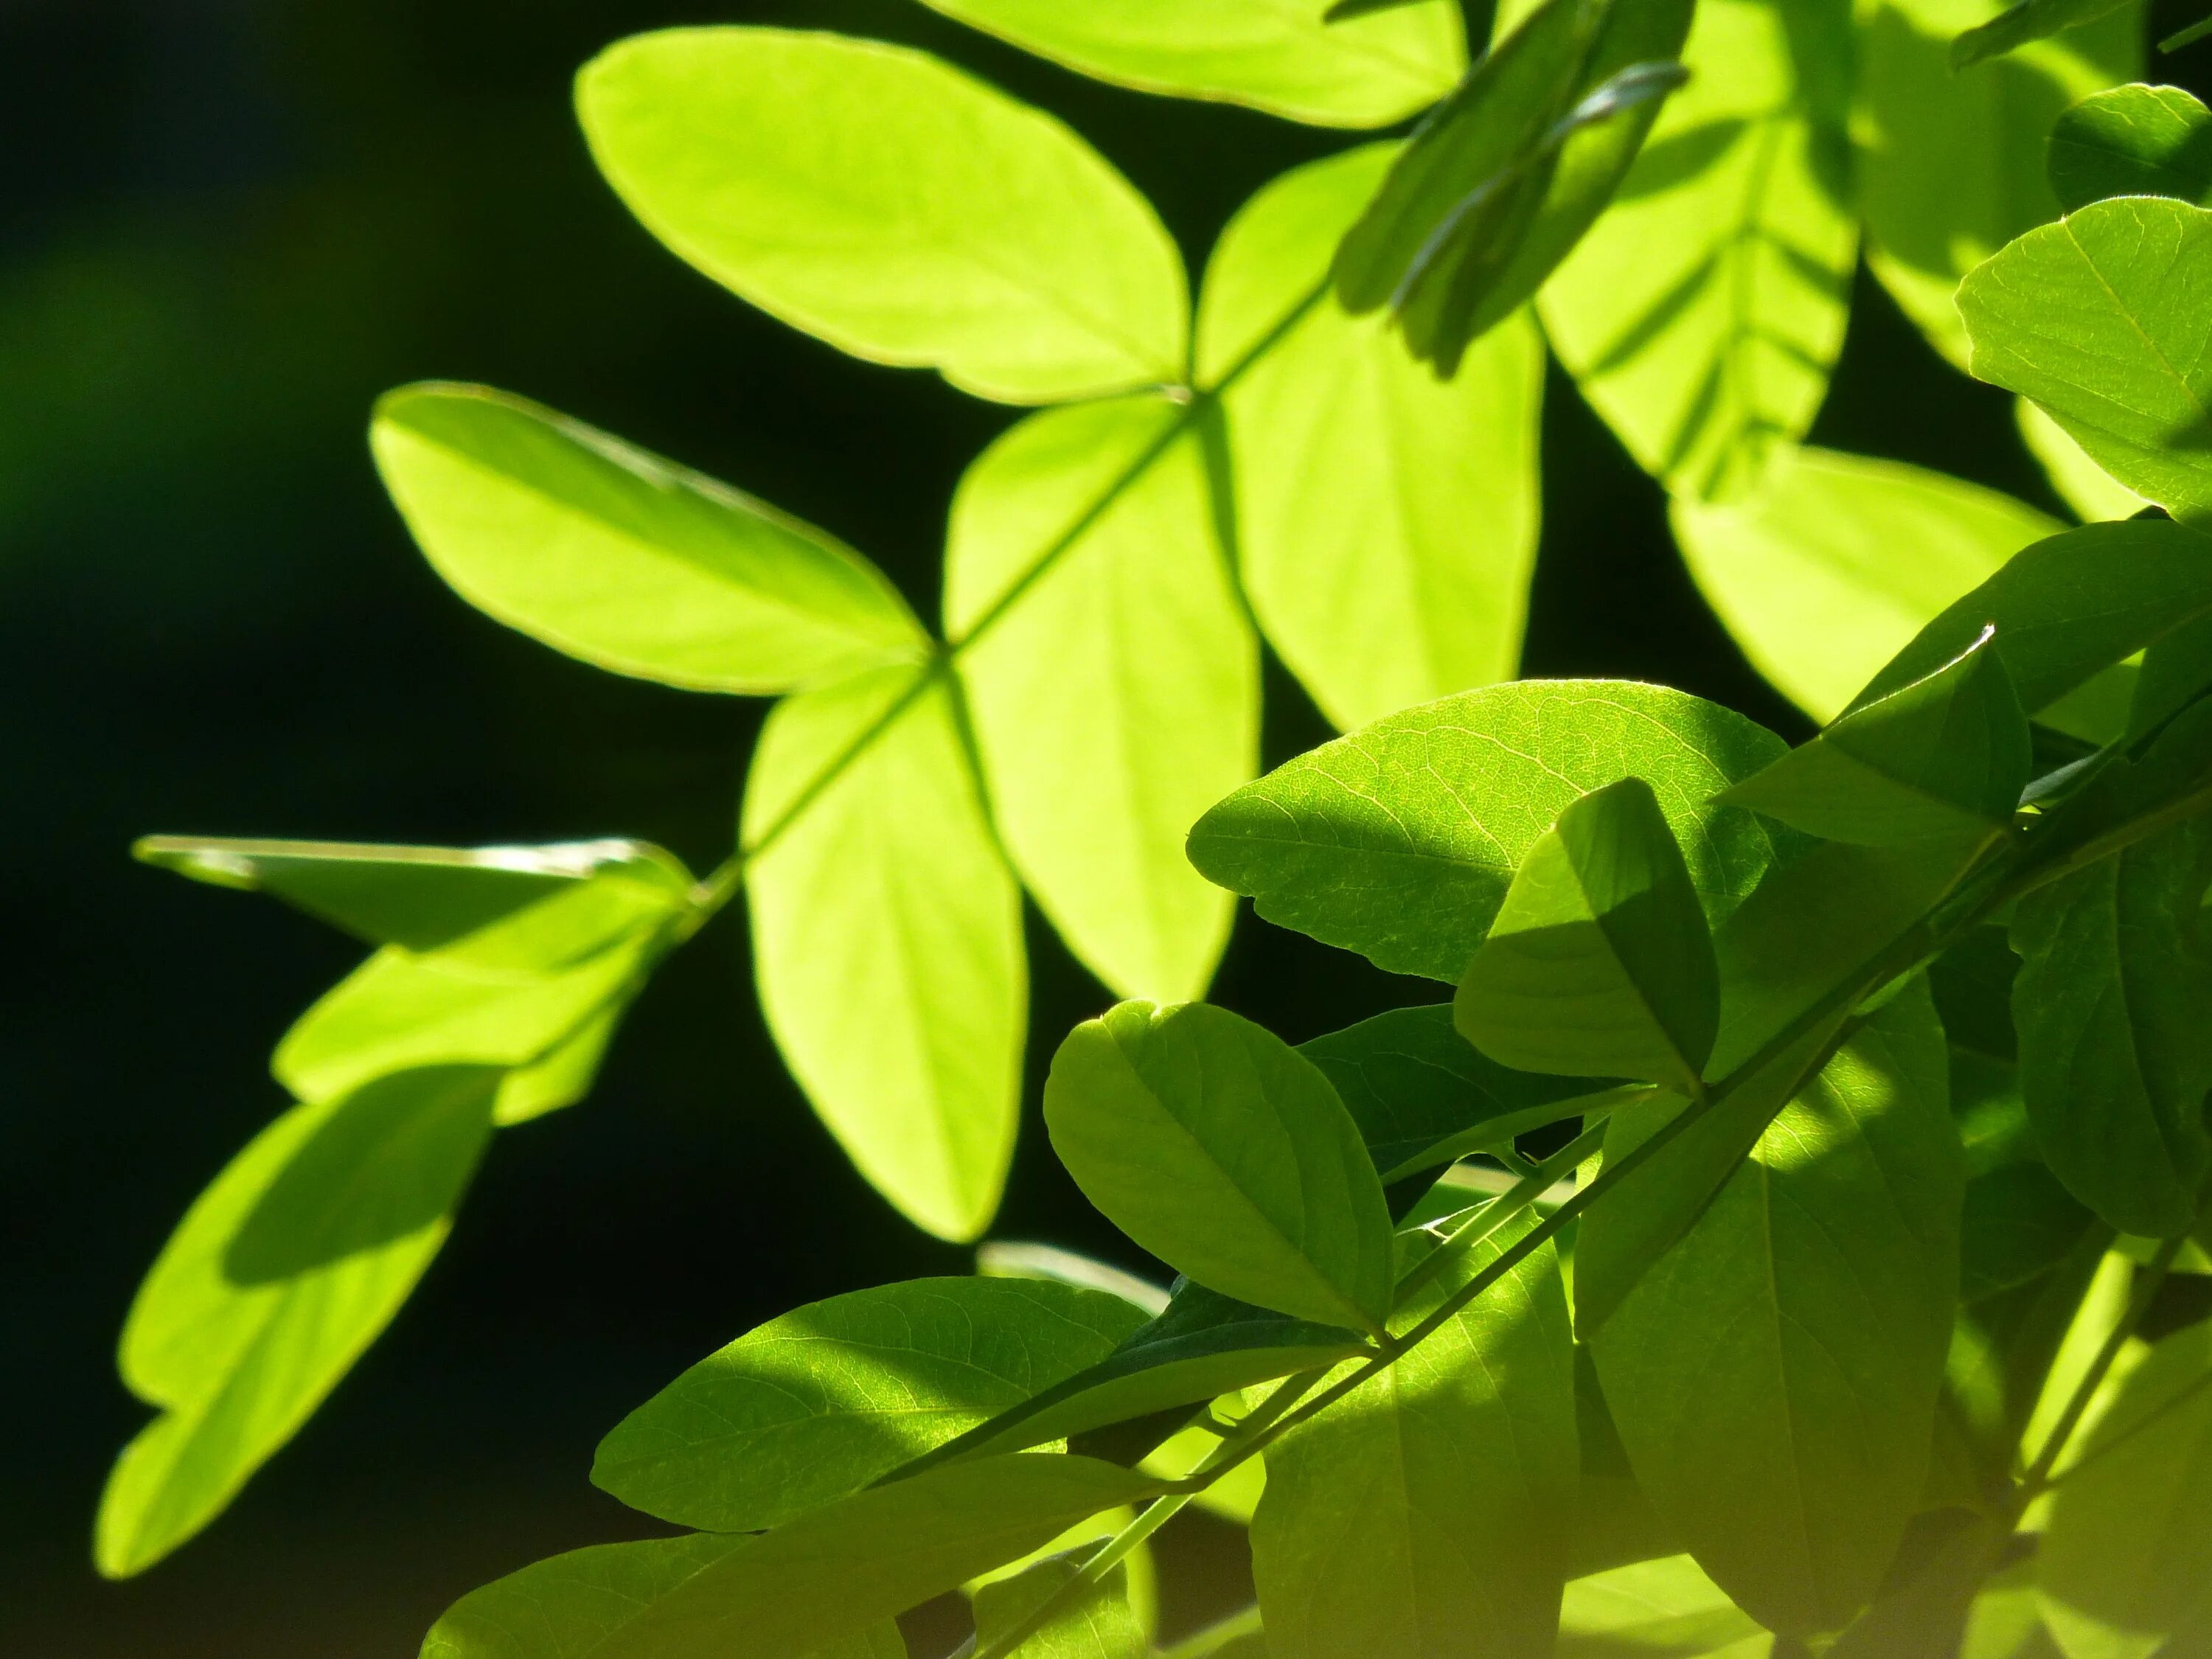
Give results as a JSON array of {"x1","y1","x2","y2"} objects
[
  {"x1": 2050, "y1": 83, "x2": 2212, "y2": 212},
  {"x1": 577, "y1": 29, "x2": 1187, "y2": 404},
  {"x1": 1044, "y1": 1001, "x2": 1395, "y2": 1336}
]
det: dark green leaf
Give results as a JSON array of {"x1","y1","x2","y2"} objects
[
  {"x1": 2126, "y1": 610, "x2": 2212, "y2": 741},
  {"x1": 1953, "y1": 0, "x2": 2135, "y2": 70},
  {"x1": 1722, "y1": 627, "x2": 2032, "y2": 844},
  {"x1": 1187, "y1": 680, "x2": 1792, "y2": 983},
  {"x1": 591, "y1": 1278, "x2": 1147, "y2": 1532},
  {"x1": 973, "y1": 1552, "x2": 1146, "y2": 1659},
  {"x1": 2010, "y1": 817, "x2": 2212, "y2": 1235},
  {"x1": 1044, "y1": 1001, "x2": 1395, "y2": 1335},
  {"x1": 1456, "y1": 778, "x2": 1719, "y2": 1091},
  {"x1": 2051, "y1": 83, "x2": 2212, "y2": 210},
  {"x1": 1933, "y1": 928, "x2": 2025, "y2": 1061}
]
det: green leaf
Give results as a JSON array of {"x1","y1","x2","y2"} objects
[
  {"x1": 1456, "y1": 778, "x2": 1720, "y2": 1091},
  {"x1": 271, "y1": 866, "x2": 689, "y2": 1124},
  {"x1": 1335, "y1": 0, "x2": 1696, "y2": 370},
  {"x1": 977, "y1": 1243, "x2": 1173, "y2": 1317},
  {"x1": 1557, "y1": 1554, "x2": 1770, "y2": 1658},
  {"x1": 1960, "y1": 197, "x2": 2212, "y2": 527},
  {"x1": 422, "y1": 1453, "x2": 1155, "y2": 1659},
  {"x1": 1251, "y1": 1214, "x2": 1579, "y2": 1659},
  {"x1": 973, "y1": 1552, "x2": 1146, "y2": 1659},
  {"x1": 1954, "y1": 0, "x2": 2135, "y2": 69},
  {"x1": 2018, "y1": 398, "x2": 2152, "y2": 523},
  {"x1": 1671, "y1": 446, "x2": 2064, "y2": 723},
  {"x1": 97, "y1": 1067, "x2": 501, "y2": 1577},
  {"x1": 1189, "y1": 681, "x2": 1790, "y2": 982},
  {"x1": 1855, "y1": 0, "x2": 2141, "y2": 368},
  {"x1": 2009, "y1": 817, "x2": 2212, "y2": 1236},
  {"x1": 1721, "y1": 627, "x2": 2032, "y2": 844},
  {"x1": 577, "y1": 29, "x2": 1187, "y2": 404},
  {"x1": 369, "y1": 383, "x2": 926, "y2": 693},
  {"x1": 1581, "y1": 981, "x2": 1963, "y2": 1636},
  {"x1": 591, "y1": 1277, "x2": 1147, "y2": 1532},
  {"x1": 1043, "y1": 1001, "x2": 1395, "y2": 1335},
  {"x1": 913, "y1": 0, "x2": 1465, "y2": 128},
  {"x1": 945, "y1": 395, "x2": 1253, "y2": 1002},
  {"x1": 1540, "y1": 0, "x2": 1857, "y2": 501},
  {"x1": 744, "y1": 663, "x2": 1026, "y2": 1242},
  {"x1": 2050, "y1": 83, "x2": 2212, "y2": 209},
  {"x1": 1198, "y1": 144, "x2": 1545, "y2": 731},
  {"x1": 1299, "y1": 1004, "x2": 1607, "y2": 1184},
  {"x1": 2039, "y1": 1320, "x2": 2212, "y2": 1658}
]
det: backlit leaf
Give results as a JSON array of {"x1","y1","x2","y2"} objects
[
  {"x1": 1540, "y1": 0, "x2": 1857, "y2": 501},
  {"x1": 973, "y1": 1552, "x2": 1146, "y2": 1659},
  {"x1": 97, "y1": 1068, "x2": 501, "y2": 1576},
  {"x1": 577, "y1": 29, "x2": 1187, "y2": 403},
  {"x1": 745, "y1": 663, "x2": 1026, "y2": 1242},
  {"x1": 1200, "y1": 144, "x2": 1545, "y2": 731},
  {"x1": 1187, "y1": 681, "x2": 1792, "y2": 982},
  {"x1": 2018, "y1": 399, "x2": 2151, "y2": 523},
  {"x1": 2049, "y1": 83, "x2": 2212, "y2": 210},
  {"x1": 946, "y1": 395, "x2": 1254, "y2": 1002},
  {"x1": 1044, "y1": 1001, "x2": 1395, "y2": 1335},
  {"x1": 914, "y1": 0, "x2": 1465, "y2": 128},
  {"x1": 1557, "y1": 1554, "x2": 1769, "y2": 1658},
  {"x1": 592, "y1": 1278, "x2": 1147, "y2": 1532},
  {"x1": 1953, "y1": 0, "x2": 2135, "y2": 69},
  {"x1": 1456, "y1": 778, "x2": 1720, "y2": 1091}
]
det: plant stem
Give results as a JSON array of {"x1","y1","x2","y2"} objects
[{"x1": 1160, "y1": 1603, "x2": 1263, "y2": 1658}]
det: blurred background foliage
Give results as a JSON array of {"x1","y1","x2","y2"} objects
[{"x1": 10, "y1": 0, "x2": 2211, "y2": 1652}]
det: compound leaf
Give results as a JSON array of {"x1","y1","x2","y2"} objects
[
  {"x1": 973, "y1": 1552, "x2": 1147, "y2": 1659},
  {"x1": 946, "y1": 395, "x2": 1253, "y2": 1003},
  {"x1": 1188, "y1": 680, "x2": 1792, "y2": 983},
  {"x1": 745, "y1": 664, "x2": 1026, "y2": 1243},
  {"x1": 1582, "y1": 982, "x2": 1962, "y2": 1636},
  {"x1": 914, "y1": 0, "x2": 1465, "y2": 128},
  {"x1": 577, "y1": 29, "x2": 1186, "y2": 404},
  {"x1": 1541, "y1": 0, "x2": 1857, "y2": 501},
  {"x1": 1457, "y1": 778, "x2": 1720, "y2": 1091},
  {"x1": 2050, "y1": 83, "x2": 2212, "y2": 211},
  {"x1": 97, "y1": 1067, "x2": 501, "y2": 1577},
  {"x1": 1721, "y1": 627, "x2": 2032, "y2": 844},
  {"x1": 1200, "y1": 144, "x2": 1545, "y2": 731},
  {"x1": 1044, "y1": 1001, "x2": 1395, "y2": 1336},
  {"x1": 1959, "y1": 196, "x2": 2212, "y2": 528},
  {"x1": 371, "y1": 383, "x2": 927, "y2": 693},
  {"x1": 2009, "y1": 817, "x2": 2212, "y2": 1237},
  {"x1": 1671, "y1": 446, "x2": 2062, "y2": 723},
  {"x1": 1251, "y1": 1215, "x2": 1578, "y2": 1659},
  {"x1": 592, "y1": 1277, "x2": 1147, "y2": 1532}
]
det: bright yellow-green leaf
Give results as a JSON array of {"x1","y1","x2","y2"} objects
[
  {"x1": 2018, "y1": 398, "x2": 2149, "y2": 523},
  {"x1": 1199, "y1": 145, "x2": 1544, "y2": 731},
  {"x1": 1671, "y1": 445, "x2": 2062, "y2": 722},
  {"x1": 973, "y1": 1551, "x2": 1147, "y2": 1659},
  {"x1": 914, "y1": 0, "x2": 1465, "y2": 128},
  {"x1": 1557, "y1": 1554, "x2": 1770, "y2": 1658},
  {"x1": 945, "y1": 396, "x2": 1253, "y2": 1002},
  {"x1": 370, "y1": 383, "x2": 928, "y2": 694},
  {"x1": 97, "y1": 1068, "x2": 501, "y2": 1577},
  {"x1": 577, "y1": 29, "x2": 1189, "y2": 403},
  {"x1": 1542, "y1": 0, "x2": 1857, "y2": 501},
  {"x1": 744, "y1": 663, "x2": 1026, "y2": 1242}
]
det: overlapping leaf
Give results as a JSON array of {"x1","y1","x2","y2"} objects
[{"x1": 2049, "y1": 83, "x2": 2212, "y2": 210}]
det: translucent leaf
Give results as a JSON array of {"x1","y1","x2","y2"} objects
[
  {"x1": 1960, "y1": 196, "x2": 2212, "y2": 527},
  {"x1": 914, "y1": 0, "x2": 1465, "y2": 129},
  {"x1": 1954, "y1": 0, "x2": 2135, "y2": 68},
  {"x1": 973, "y1": 1552, "x2": 1146, "y2": 1659},
  {"x1": 1579, "y1": 984, "x2": 1962, "y2": 1637},
  {"x1": 577, "y1": 29, "x2": 1187, "y2": 404},
  {"x1": 1721, "y1": 627, "x2": 2033, "y2": 844},
  {"x1": 97, "y1": 1067, "x2": 501, "y2": 1577},
  {"x1": 1457, "y1": 778, "x2": 1720, "y2": 1091},
  {"x1": 1557, "y1": 1554, "x2": 1769, "y2": 1658},
  {"x1": 1251, "y1": 1215, "x2": 1577, "y2": 1659},
  {"x1": 370, "y1": 383, "x2": 927, "y2": 694},
  {"x1": 2039, "y1": 1321, "x2": 2212, "y2": 1659},
  {"x1": 1854, "y1": 0, "x2": 2140, "y2": 368},
  {"x1": 421, "y1": 1454, "x2": 1155, "y2": 1659},
  {"x1": 1044, "y1": 1001, "x2": 1395, "y2": 1335},
  {"x1": 1540, "y1": 0, "x2": 1856, "y2": 501},
  {"x1": 2049, "y1": 83, "x2": 2212, "y2": 210},
  {"x1": 2017, "y1": 399, "x2": 2150, "y2": 523},
  {"x1": 592, "y1": 1278, "x2": 1147, "y2": 1531},
  {"x1": 2009, "y1": 817, "x2": 2212, "y2": 1236},
  {"x1": 1670, "y1": 445, "x2": 2062, "y2": 723},
  {"x1": 1138, "y1": 1421, "x2": 1267, "y2": 1524},
  {"x1": 1199, "y1": 145, "x2": 1544, "y2": 731},
  {"x1": 945, "y1": 395, "x2": 1253, "y2": 1002},
  {"x1": 744, "y1": 663, "x2": 1026, "y2": 1242},
  {"x1": 1187, "y1": 680, "x2": 1792, "y2": 982},
  {"x1": 977, "y1": 1243, "x2": 1174, "y2": 1317}
]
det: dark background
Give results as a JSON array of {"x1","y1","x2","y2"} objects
[{"x1": 7, "y1": 2, "x2": 2204, "y2": 1653}]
